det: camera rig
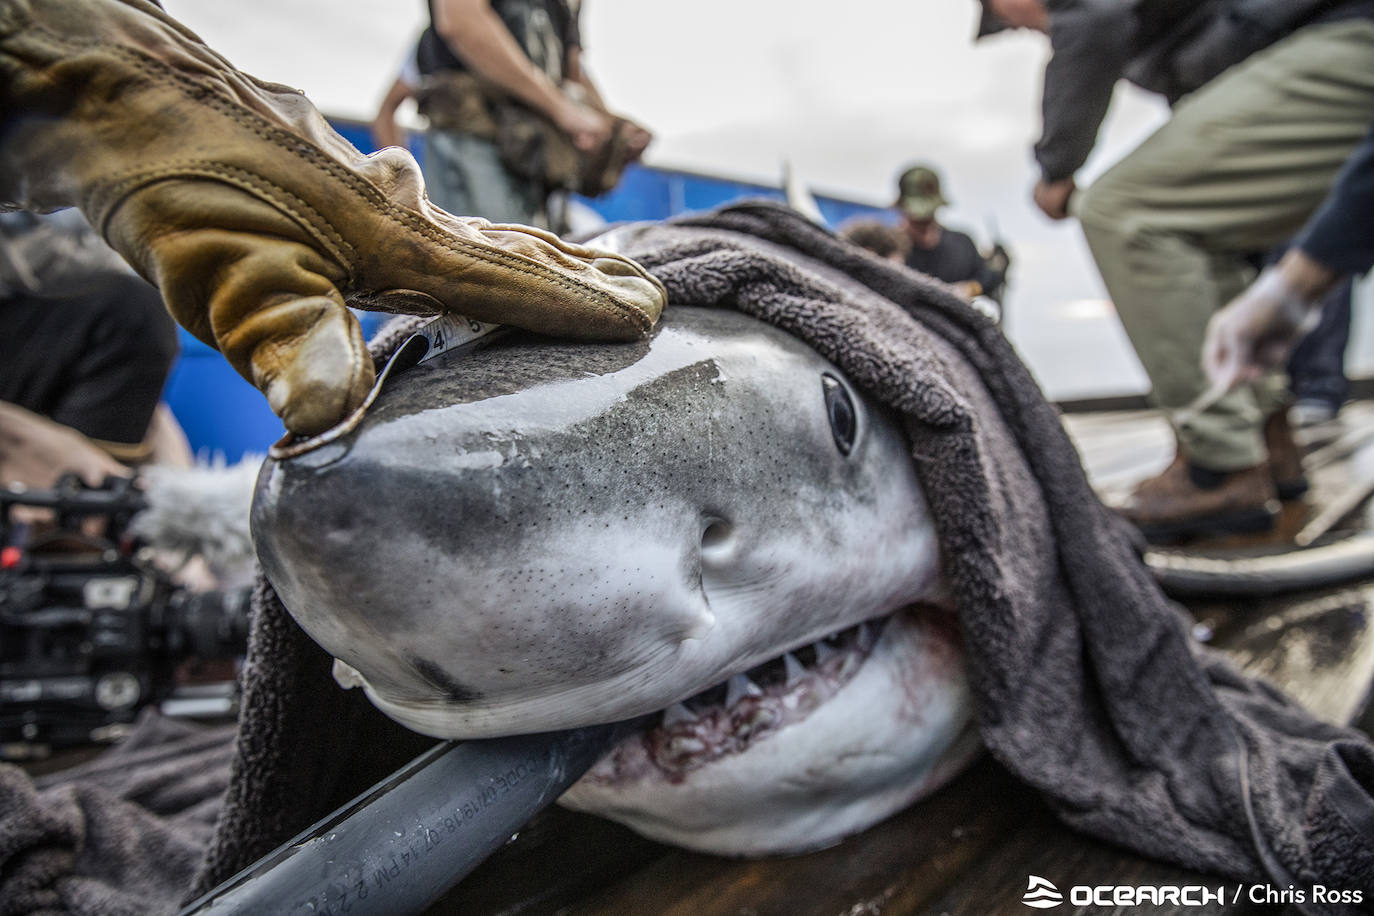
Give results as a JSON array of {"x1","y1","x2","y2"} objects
[{"x1": 0, "y1": 474, "x2": 250, "y2": 758}]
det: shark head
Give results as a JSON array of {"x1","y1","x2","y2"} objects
[{"x1": 251, "y1": 306, "x2": 977, "y2": 855}]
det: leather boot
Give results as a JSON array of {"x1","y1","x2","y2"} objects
[
  {"x1": 1116, "y1": 455, "x2": 1278, "y2": 543},
  {"x1": 0, "y1": 0, "x2": 667, "y2": 436},
  {"x1": 1264, "y1": 409, "x2": 1309, "y2": 500}
]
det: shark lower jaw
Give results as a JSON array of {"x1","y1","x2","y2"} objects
[{"x1": 584, "y1": 603, "x2": 961, "y2": 785}]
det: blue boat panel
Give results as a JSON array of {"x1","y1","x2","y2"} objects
[
  {"x1": 816, "y1": 196, "x2": 893, "y2": 230},
  {"x1": 577, "y1": 163, "x2": 673, "y2": 223},
  {"x1": 333, "y1": 121, "x2": 426, "y2": 171},
  {"x1": 162, "y1": 329, "x2": 283, "y2": 464}
]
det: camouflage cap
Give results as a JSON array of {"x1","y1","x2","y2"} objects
[{"x1": 895, "y1": 165, "x2": 949, "y2": 220}]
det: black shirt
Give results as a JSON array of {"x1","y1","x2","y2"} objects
[
  {"x1": 418, "y1": 0, "x2": 580, "y2": 84},
  {"x1": 904, "y1": 227, "x2": 1005, "y2": 301},
  {"x1": 1295, "y1": 123, "x2": 1374, "y2": 277}
]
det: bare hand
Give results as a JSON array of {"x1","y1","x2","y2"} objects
[
  {"x1": 1033, "y1": 178, "x2": 1076, "y2": 221},
  {"x1": 621, "y1": 122, "x2": 653, "y2": 161},
  {"x1": 0, "y1": 402, "x2": 129, "y2": 492},
  {"x1": 557, "y1": 100, "x2": 612, "y2": 152},
  {"x1": 1, "y1": 402, "x2": 130, "y2": 530}
]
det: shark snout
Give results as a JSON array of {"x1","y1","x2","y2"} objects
[
  {"x1": 254, "y1": 443, "x2": 726, "y2": 729},
  {"x1": 250, "y1": 307, "x2": 946, "y2": 739}
]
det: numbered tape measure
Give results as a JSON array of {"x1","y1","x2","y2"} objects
[{"x1": 416, "y1": 313, "x2": 507, "y2": 364}]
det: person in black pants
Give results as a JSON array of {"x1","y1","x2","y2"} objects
[
  {"x1": 1285, "y1": 277, "x2": 1353, "y2": 428},
  {"x1": 0, "y1": 211, "x2": 178, "y2": 462}
]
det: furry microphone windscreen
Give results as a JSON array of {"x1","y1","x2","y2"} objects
[{"x1": 129, "y1": 458, "x2": 262, "y2": 585}]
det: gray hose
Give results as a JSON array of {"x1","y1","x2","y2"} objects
[
  {"x1": 1147, "y1": 531, "x2": 1374, "y2": 598},
  {"x1": 180, "y1": 721, "x2": 635, "y2": 916}
]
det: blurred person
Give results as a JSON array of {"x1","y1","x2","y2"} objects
[
  {"x1": 0, "y1": 400, "x2": 129, "y2": 496},
  {"x1": 978, "y1": 0, "x2": 1374, "y2": 541},
  {"x1": 838, "y1": 218, "x2": 906, "y2": 263},
  {"x1": 0, "y1": 211, "x2": 178, "y2": 464},
  {"x1": 1204, "y1": 125, "x2": 1374, "y2": 407},
  {"x1": 371, "y1": 42, "x2": 423, "y2": 153},
  {"x1": 1285, "y1": 277, "x2": 1353, "y2": 429},
  {"x1": 372, "y1": 1, "x2": 652, "y2": 228},
  {"x1": 1, "y1": 0, "x2": 667, "y2": 442},
  {"x1": 895, "y1": 165, "x2": 1010, "y2": 304},
  {"x1": 2, "y1": 212, "x2": 196, "y2": 550}
]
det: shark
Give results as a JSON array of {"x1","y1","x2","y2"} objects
[{"x1": 250, "y1": 305, "x2": 980, "y2": 856}]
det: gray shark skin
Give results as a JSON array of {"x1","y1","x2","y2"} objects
[{"x1": 251, "y1": 306, "x2": 979, "y2": 855}]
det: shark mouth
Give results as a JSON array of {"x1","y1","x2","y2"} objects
[
  {"x1": 636, "y1": 612, "x2": 909, "y2": 778},
  {"x1": 563, "y1": 601, "x2": 975, "y2": 856}
]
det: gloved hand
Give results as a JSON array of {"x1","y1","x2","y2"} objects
[
  {"x1": 0, "y1": 0, "x2": 667, "y2": 437},
  {"x1": 1202, "y1": 259, "x2": 1326, "y2": 391}
]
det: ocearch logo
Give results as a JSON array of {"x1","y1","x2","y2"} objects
[
  {"x1": 1021, "y1": 876, "x2": 1229, "y2": 907},
  {"x1": 1022, "y1": 875, "x2": 1063, "y2": 908}
]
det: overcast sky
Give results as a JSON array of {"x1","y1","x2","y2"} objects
[{"x1": 171, "y1": 0, "x2": 1312, "y2": 398}]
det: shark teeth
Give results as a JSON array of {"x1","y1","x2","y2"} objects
[
  {"x1": 659, "y1": 616, "x2": 891, "y2": 727},
  {"x1": 725, "y1": 673, "x2": 763, "y2": 707},
  {"x1": 734, "y1": 706, "x2": 780, "y2": 739},
  {"x1": 665, "y1": 736, "x2": 707, "y2": 759},
  {"x1": 701, "y1": 617, "x2": 889, "y2": 706},
  {"x1": 646, "y1": 614, "x2": 897, "y2": 776}
]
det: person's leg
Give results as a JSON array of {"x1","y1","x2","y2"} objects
[
  {"x1": 1072, "y1": 21, "x2": 1374, "y2": 539},
  {"x1": 1076, "y1": 20, "x2": 1374, "y2": 472},
  {"x1": 422, "y1": 129, "x2": 546, "y2": 226},
  {"x1": 1287, "y1": 276, "x2": 1353, "y2": 422}
]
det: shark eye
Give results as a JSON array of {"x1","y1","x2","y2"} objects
[{"x1": 822, "y1": 373, "x2": 856, "y2": 456}]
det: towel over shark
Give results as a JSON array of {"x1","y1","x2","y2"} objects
[{"x1": 251, "y1": 305, "x2": 980, "y2": 856}]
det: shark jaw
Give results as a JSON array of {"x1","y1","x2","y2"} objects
[{"x1": 559, "y1": 603, "x2": 981, "y2": 856}]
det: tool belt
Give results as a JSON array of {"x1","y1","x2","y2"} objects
[{"x1": 416, "y1": 71, "x2": 637, "y2": 198}]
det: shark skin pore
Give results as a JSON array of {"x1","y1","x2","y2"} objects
[{"x1": 251, "y1": 305, "x2": 978, "y2": 856}]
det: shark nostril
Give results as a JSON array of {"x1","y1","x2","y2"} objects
[{"x1": 701, "y1": 518, "x2": 734, "y2": 559}]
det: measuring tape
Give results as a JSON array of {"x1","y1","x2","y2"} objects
[{"x1": 415, "y1": 312, "x2": 507, "y2": 364}]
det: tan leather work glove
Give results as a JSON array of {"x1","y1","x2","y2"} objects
[{"x1": 0, "y1": 0, "x2": 667, "y2": 437}]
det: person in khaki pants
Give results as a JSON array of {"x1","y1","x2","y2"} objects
[{"x1": 978, "y1": 0, "x2": 1374, "y2": 542}]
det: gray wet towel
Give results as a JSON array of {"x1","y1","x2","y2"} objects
[{"x1": 0, "y1": 711, "x2": 235, "y2": 916}]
